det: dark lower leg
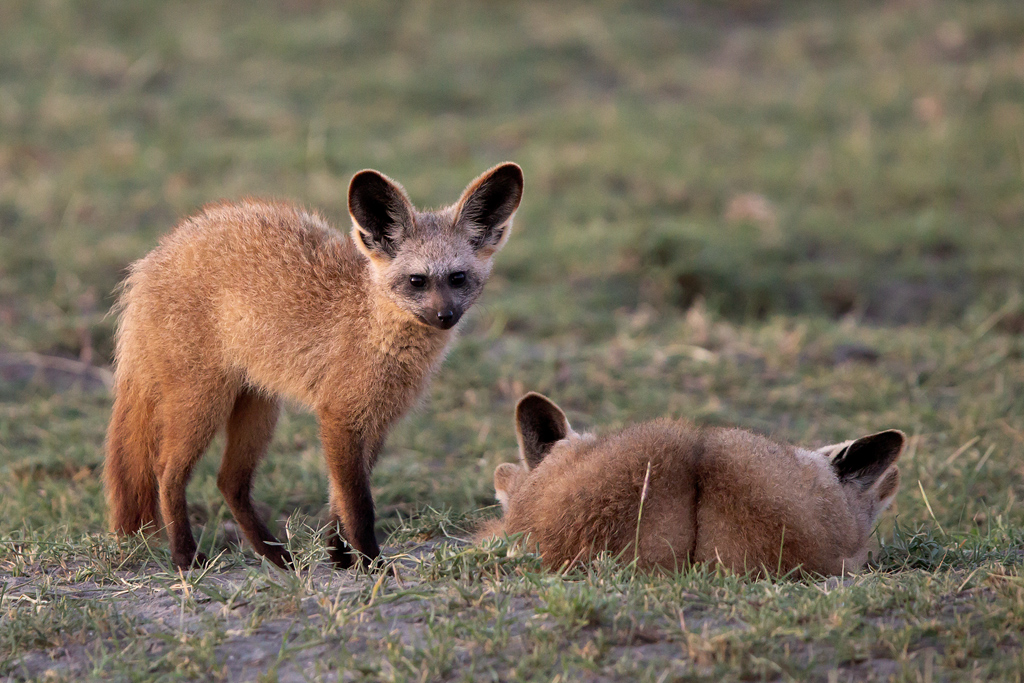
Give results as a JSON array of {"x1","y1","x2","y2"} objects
[
  {"x1": 319, "y1": 417, "x2": 382, "y2": 569},
  {"x1": 156, "y1": 395, "x2": 227, "y2": 569},
  {"x1": 219, "y1": 390, "x2": 291, "y2": 568},
  {"x1": 324, "y1": 476, "x2": 380, "y2": 568},
  {"x1": 159, "y1": 465, "x2": 207, "y2": 568}
]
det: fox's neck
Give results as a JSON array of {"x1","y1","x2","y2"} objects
[{"x1": 366, "y1": 289, "x2": 452, "y2": 360}]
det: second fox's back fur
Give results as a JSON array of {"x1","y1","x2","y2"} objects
[
  {"x1": 106, "y1": 163, "x2": 524, "y2": 569},
  {"x1": 483, "y1": 393, "x2": 904, "y2": 576}
]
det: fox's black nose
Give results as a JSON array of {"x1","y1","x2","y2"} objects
[{"x1": 437, "y1": 309, "x2": 455, "y2": 325}]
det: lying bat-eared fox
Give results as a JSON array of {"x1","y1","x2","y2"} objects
[
  {"x1": 481, "y1": 393, "x2": 904, "y2": 577},
  {"x1": 105, "y1": 163, "x2": 524, "y2": 570}
]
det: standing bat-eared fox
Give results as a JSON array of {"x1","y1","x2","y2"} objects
[
  {"x1": 105, "y1": 163, "x2": 524, "y2": 569},
  {"x1": 481, "y1": 392, "x2": 904, "y2": 576}
]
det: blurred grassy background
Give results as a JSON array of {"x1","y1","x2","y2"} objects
[
  {"x1": 2, "y1": 2, "x2": 1024, "y2": 679},
  {"x1": 0, "y1": 0, "x2": 1023, "y2": 537}
]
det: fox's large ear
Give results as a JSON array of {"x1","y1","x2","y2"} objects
[
  {"x1": 515, "y1": 392, "x2": 570, "y2": 469},
  {"x1": 454, "y1": 162, "x2": 524, "y2": 257},
  {"x1": 831, "y1": 430, "x2": 906, "y2": 490},
  {"x1": 493, "y1": 462, "x2": 523, "y2": 514},
  {"x1": 348, "y1": 170, "x2": 415, "y2": 260}
]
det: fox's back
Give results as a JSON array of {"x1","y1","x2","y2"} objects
[
  {"x1": 115, "y1": 200, "x2": 442, "y2": 409},
  {"x1": 503, "y1": 421, "x2": 864, "y2": 573},
  {"x1": 122, "y1": 200, "x2": 361, "y2": 324},
  {"x1": 491, "y1": 391, "x2": 903, "y2": 576}
]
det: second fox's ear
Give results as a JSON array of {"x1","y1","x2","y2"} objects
[
  {"x1": 515, "y1": 392, "x2": 570, "y2": 469},
  {"x1": 348, "y1": 170, "x2": 415, "y2": 260},
  {"x1": 493, "y1": 462, "x2": 523, "y2": 514},
  {"x1": 455, "y1": 162, "x2": 524, "y2": 256},
  {"x1": 832, "y1": 430, "x2": 906, "y2": 489}
]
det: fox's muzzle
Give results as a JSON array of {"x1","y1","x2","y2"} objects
[
  {"x1": 426, "y1": 308, "x2": 461, "y2": 330},
  {"x1": 417, "y1": 305, "x2": 462, "y2": 330},
  {"x1": 418, "y1": 291, "x2": 463, "y2": 330}
]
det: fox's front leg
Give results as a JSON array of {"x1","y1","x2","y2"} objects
[{"x1": 317, "y1": 411, "x2": 381, "y2": 569}]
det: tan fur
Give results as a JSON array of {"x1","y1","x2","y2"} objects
[
  {"x1": 105, "y1": 163, "x2": 523, "y2": 569},
  {"x1": 481, "y1": 393, "x2": 904, "y2": 576}
]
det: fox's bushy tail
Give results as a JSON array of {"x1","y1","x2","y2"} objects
[{"x1": 104, "y1": 376, "x2": 161, "y2": 535}]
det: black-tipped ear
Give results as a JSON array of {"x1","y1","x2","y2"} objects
[
  {"x1": 832, "y1": 430, "x2": 906, "y2": 489},
  {"x1": 515, "y1": 392, "x2": 570, "y2": 469},
  {"x1": 348, "y1": 170, "x2": 414, "y2": 259},
  {"x1": 455, "y1": 162, "x2": 524, "y2": 254}
]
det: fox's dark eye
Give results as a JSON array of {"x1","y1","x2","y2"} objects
[
  {"x1": 448, "y1": 272, "x2": 467, "y2": 288},
  {"x1": 409, "y1": 274, "x2": 427, "y2": 289}
]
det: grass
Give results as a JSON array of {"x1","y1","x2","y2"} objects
[{"x1": 2, "y1": 0, "x2": 1024, "y2": 679}]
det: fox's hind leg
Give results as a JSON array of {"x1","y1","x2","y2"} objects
[
  {"x1": 218, "y1": 388, "x2": 292, "y2": 569},
  {"x1": 156, "y1": 381, "x2": 234, "y2": 569}
]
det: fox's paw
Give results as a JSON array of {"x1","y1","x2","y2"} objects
[
  {"x1": 326, "y1": 542, "x2": 383, "y2": 572},
  {"x1": 327, "y1": 542, "x2": 355, "y2": 570},
  {"x1": 263, "y1": 547, "x2": 295, "y2": 571},
  {"x1": 171, "y1": 550, "x2": 210, "y2": 570}
]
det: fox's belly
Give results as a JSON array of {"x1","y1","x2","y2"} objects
[{"x1": 220, "y1": 324, "x2": 443, "y2": 436}]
